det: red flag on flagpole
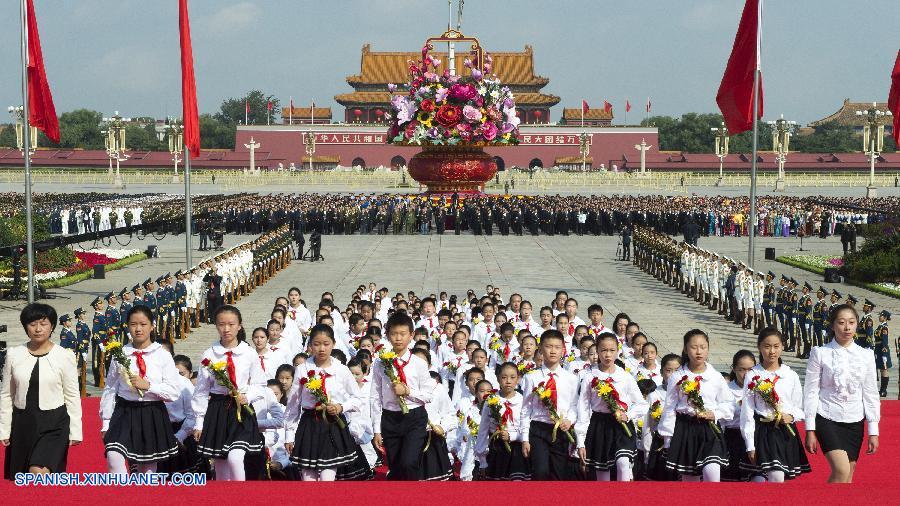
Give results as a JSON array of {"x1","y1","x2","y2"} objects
[
  {"x1": 646, "y1": 97, "x2": 651, "y2": 113},
  {"x1": 582, "y1": 100, "x2": 589, "y2": 113},
  {"x1": 25, "y1": 0, "x2": 59, "y2": 144},
  {"x1": 245, "y1": 100, "x2": 250, "y2": 114},
  {"x1": 603, "y1": 100, "x2": 613, "y2": 114},
  {"x1": 267, "y1": 101, "x2": 273, "y2": 112},
  {"x1": 626, "y1": 100, "x2": 632, "y2": 113},
  {"x1": 178, "y1": 0, "x2": 199, "y2": 157},
  {"x1": 716, "y1": 0, "x2": 763, "y2": 134},
  {"x1": 889, "y1": 49, "x2": 900, "y2": 145}
]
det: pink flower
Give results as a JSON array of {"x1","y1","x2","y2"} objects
[
  {"x1": 462, "y1": 105, "x2": 482, "y2": 122},
  {"x1": 449, "y1": 83, "x2": 477, "y2": 102},
  {"x1": 434, "y1": 87, "x2": 449, "y2": 103},
  {"x1": 471, "y1": 69, "x2": 483, "y2": 81},
  {"x1": 404, "y1": 121, "x2": 419, "y2": 139},
  {"x1": 481, "y1": 122, "x2": 498, "y2": 141}
]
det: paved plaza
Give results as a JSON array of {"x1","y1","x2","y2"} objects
[{"x1": 1, "y1": 224, "x2": 896, "y2": 395}]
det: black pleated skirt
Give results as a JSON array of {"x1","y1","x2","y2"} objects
[
  {"x1": 665, "y1": 413, "x2": 729, "y2": 475},
  {"x1": 335, "y1": 444, "x2": 375, "y2": 481},
  {"x1": 3, "y1": 405, "x2": 69, "y2": 479},
  {"x1": 484, "y1": 439, "x2": 531, "y2": 480},
  {"x1": 197, "y1": 393, "x2": 264, "y2": 458},
  {"x1": 645, "y1": 432, "x2": 678, "y2": 481},
  {"x1": 157, "y1": 421, "x2": 201, "y2": 474},
  {"x1": 721, "y1": 427, "x2": 749, "y2": 482},
  {"x1": 740, "y1": 416, "x2": 810, "y2": 479},
  {"x1": 584, "y1": 411, "x2": 637, "y2": 470},
  {"x1": 104, "y1": 397, "x2": 179, "y2": 463},
  {"x1": 814, "y1": 414, "x2": 864, "y2": 462},
  {"x1": 290, "y1": 409, "x2": 358, "y2": 469},
  {"x1": 420, "y1": 432, "x2": 452, "y2": 481}
]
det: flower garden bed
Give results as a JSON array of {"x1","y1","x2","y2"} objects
[
  {"x1": 777, "y1": 254, "x2": 900, "y2": 299},
  {"x1": 0, "y1": 249, "x2": 147, "y2": 289}
]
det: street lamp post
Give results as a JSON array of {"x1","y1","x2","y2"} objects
[
  {"x1": 8, "y1": 105, "x2": 38, "y2": 156},
  {"x1": 304, "y1": 131, "x2": 316, "y2": 172},
  {"x1": 767, "y1": 114, "x2": 795, "y2": 192},
  {"x1": 167, "y1": 118, "x2": 183, "y2": 183},
  {"x1": 579, "y1": 132, "x2": 589, "y2": 172},
  {"x1": 102, "y1": 111, "x2": 129, "y2": 188},
  {"x1": 711, "y1": 122, "x2": 729, "y2": 186},
  {"x1": 855, "y1": 102, "x2": 892, "y2": 198}
]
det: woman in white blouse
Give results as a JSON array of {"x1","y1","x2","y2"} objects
[
  {"x1": 1, "y1": 303, "x2": 82, "y2": 479},
  {"x1": 101, "y1": 305, "x2": 181, "y2": 475},
  {"x1": 804, "y1": 304, "x2": 880, "y2": 483}
]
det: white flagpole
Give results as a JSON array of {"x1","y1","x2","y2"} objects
[
  {"x1": 289, "y1": 96, "x2": 293, "y2": 125},
  {"x1": 19, "y1": 0, "x2": 35, "y2": 303},
  {"x1": 748, "y1": 0, "x2": 763, "y2": 268},
  {"x1": 581, "y1": 102, "x2": 586, "y2": 172},
  {"x1": 184, "y1": 146, "x2": 192, "y2": 269}
]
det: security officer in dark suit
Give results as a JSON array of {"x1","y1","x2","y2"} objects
[
  {"x1": 90, "y1": 296, "x2": 107, "y2": 387},
  {"x1": 798, "y1": 282, "x2": 813, "y2": 358},
  {"x1": 104, "y1": 291, "x2": 120, "y2": 345},
  {"x1": 58, "y1": 314, "x2": 87, "y2": 397},
  {"x1": 119, "y1": 288, "x2": 133, "y2": 345},
  {"x1": 143, "y1": 277, "x2": 158, "y2": 329},
  {"x1": 74, "y1": 308, "x2": 91, "y2": 396},
  {"x1": 812, "y1": 286, "x2": 828, "y2": 348},
  {"x1": 762, "y1": 271, "x2": 776, "y2": 328},
  {"x1": 775, "y1": 275, "x2": 788, "y2": 332}
]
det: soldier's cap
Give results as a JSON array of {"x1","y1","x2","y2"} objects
[
  {"x1": 91, "y1": 297, "x2": 103, "y2": 306},
  {"x1": 803, "y1": 282, "x2": 813, "y2": 291},
  {"x1": 118, "y1": 288, "x2": 127, "y2": 297},
  {"x1": 847, "y1": 294, "x2": 859, "y2": 303},
  {"x1": 174, "y1": 270, "x2": 182, "y2": 276},
  {"x1": 105, "y1": 291, "x2": 115, "y2": 300},
  {"x1": 74, "y1": 307, "x2": 84, "y2": 317},
  {"x1": 818, "y1": 286, "x2": 827, "y2": 294},
  {"x1": 832, "y1": 289, "x2": 842, "y2": 298},
  {"x1": 864, "y1": 299, "x2": 875, "y2": 308},
  {"x1": 156, "y1": 275, "x2": 165, "y2": 283},
  {"x1": 780, "y1": 275, "x2": 788, "y2": 281},
  {"x1": 767, "y1": 271, "x2": 775, "y2": 278},
  {"x1": 132, "y1": 284, "x2": 140, "y2": 292},
  {"x1": 59, "y1": 314, "x2": 70, "y2": 324},
  {"x1": 879, "y1": 310, "x2": 891, "y2": 320},
  {"x1": 165, "y1": 272, "x2": 173, "y2": 279},
  {"x1": 143, "y1": 278, "x2": 152, "y2": 287}
]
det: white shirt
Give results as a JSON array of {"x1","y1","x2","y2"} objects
[
  {"x1": 475, "y1": 391, "x2": 525, "y2": 466},
  {"x1": 425, "y1": 382, "x2": 458, "y2": 434},
  {"x1": 740, "y1": 364, "x2": 805, "y2": 451},
  {"x1": 165, "y1": 374, "x2": 196, "y2": 442},
  {"x1": 371, "y1": 349, "x2": 435, "y2": 432},
  {"x1": 804, "y1": 340, "x2": 880, "y2": 435},
  {"x1": 635, "y1": 363, "x2": 662, "y2": 386},
  {"x1": 452, "y1": 363, "x2": 499, "y2": 406},
  {"x1": 284, "y1": 359, "x2": 361, "y2": 443},
  {"x1": 192, "y1": 341, "x2": 268, "y2": 429},
  {"x1": 575, "y1": 366, "x2": 646, "y2": 448},
  {"x1": 720, "y1": 379, "x2": 745, "y2": 430},
  {"x1": 287, "y1": 304, "x2": 312, "y2": 334},
  {"x1": 521, "y1": 365, "x2": 579, "y2": 440},
  {"x1": 100, "y1": 342, "x2": 182, "y2": 432},
  {"x1": 658, "y1": 363, "x2": 735, "y2": 440}
]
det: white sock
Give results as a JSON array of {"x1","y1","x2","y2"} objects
[
  {"x1": 227, "y1": 449, "x2": 247, "y2": 481},
  {"x1": 107, "y1": 452, "x2": 129, "y2": 476},
  {"x1": 596, "y1": 470, "x2": 611, "y2": 481},
  {"x1": 319, "y1": 468, "x2": 337, "y2": 481},
  {"x1": 301, "y1": 469, "x2": 319, "y2": 481},
  {"x1": 751, "y1": 475, "x2": 766, "y2": 483},
  {"x1": 214, "y1": 458, "x2": 231, "y2": 481},
  {"x1": 616, "y1": 457, "x2": 633, "y2": 482},
  {"x1": 135, "y1": 462, "x2": 157, "y2": 474},
  {"x1": 702, "y1": 463, "x2": 721, "y2": 482},
  {"x1": 767, "y1": 470, "x2": 785, "y2": 483}
]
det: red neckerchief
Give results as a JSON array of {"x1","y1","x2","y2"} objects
[
  {"x1": 131, "y1": 351, "x2": 147, "y2": 378},
  {"x1": 225, "y1": 351, "x2": 238, "y2": 387}
]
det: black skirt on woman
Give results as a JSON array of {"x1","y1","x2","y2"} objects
[
  {"x1": 484, "y1": 439, "x2": 531, "y2": 481},
  {"x1": 3, "y1": 356, "x2": 70, "y2": 479},
  {"x1": 645, "y1": 432, "x2": 679, "y2": 481},
  {"x1": 721, "y1": 427, "x2": 749, "y2": 482},
  {"x1": 290, "y1": 408, "x2": 358, "y2": 469},
  {"x1": 197, "y1": 393, "x2": 264, "y2": 458},
  {"x1": 104, "y1": 397, "x2": 178, "y2": 463},
  {"x1": 740, "y1": 416, "x2": 810, "y2": 479},
  {"x1": 420, "y1": 431, "x2": 452, "y2": 481},
  {"x1": 665, "y1": 413, "x2": 729, "y2": 476},
  {"x1": 584, "y1": 411, "x2": 637, "y2": 470},
  {"x1": 814, "y1": 414, "x2": 864, "y2": 462}
]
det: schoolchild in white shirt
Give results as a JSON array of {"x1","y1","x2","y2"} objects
[
  {"x1": 643, "y1": 353, "x2": 682, "y2": 481},
  {"x1": 513, "y1": 301, "x2": 540, "y2": 335},
  {"x1": 101, "y1": 305, "x2": 181, "y2": 475},
  {"x1": 271, "y1": 307, "x2": 303, "y2": 356},
  {"x1": 345, "y1": 313, "x2": 367, "y2": 357},
  {"x1": 453, "y1": 349, "x2": 497, "y2": 407},
  {"x1": 586, "y1": 304, "x2": 608, "y2": 337},
  {"x1": 636, "y1": 343, "x2": 663, "y2": 386},
  {"x1": 563, "y1": 298, "x2": 586, "y2": 337},
  {"x1": 192, "y1": 305, "x2": 268, "y2": 481},
  {"x1": 250, "y1": 327, "x2": 279, "y2": 380},
  {"x1": 721, "y1": 349, "x2": 756, "y2": 482},
  {"x1": 475, "y1": 362, "x2": 530, "y2": 480},
  {"x1": 266, "y1": 318, "x2": 298, "y2": 367},
  {"x1": 346, "y1": 357, "x2": 377, "y2": 470},
  {"x1": 417, "y1": 351, "x2": 456, "y2": 481},
  {"x1": 245, "y1": 379, "x2": 286, "y2": 480},
  {"x1": 742, "y1": 328, "x2": 810, "y2": 482},
  {"x1": 460, "y1": 379, "x2": 494, "y2": 481},
  {"x1": 575, "y1": 333, "x2": 646, "y2": 481},
  {"x1": 489, "y1": 323, "x2": 520, "y2": 368}
]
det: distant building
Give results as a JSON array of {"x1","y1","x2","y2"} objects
[
  {"x1": 281, "y1": 107, "x2": 332, "y2": 125},
  {"x1": 559, "y1": 108, "x2": 613, "y2": 127},
  {"x1": 806, "y1": 98, "x2": 894, "y2": 135}
]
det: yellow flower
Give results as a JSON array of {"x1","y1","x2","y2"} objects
[
  {"x1": 211, "y1": 360, "x2": 227, "y2": 372},
  {"x1": 380, "y1": 351, "x2": 397, "y2": 361},
  {"x1": 758, "y1": 382, "x2": 773, "y2": 393},
  {"x1": 597, "y1": 383, "x2": 613, "y2": 396},
  {"x1": 651, "y1": 406, "x2": 663, "y2": 420},
  {"x1": 306, "y1": 378, "x2": 323, "y2": 391},
  {"x1": 682, "y1": 381, "x2": 697, "y2": 394},
  {"x1": 487, "y1": 396, "x2": 500, "y2": 406},
  {"x1": 539, "y1": 388, "x2": 553, "y2": 400},
  {"x1": 105, "y1": 341, "x2": 122, "y2": 351}
]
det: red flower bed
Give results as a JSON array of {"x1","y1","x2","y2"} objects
[{"x1": 63, "y1": 251, "x2": 116, "y2": 275}]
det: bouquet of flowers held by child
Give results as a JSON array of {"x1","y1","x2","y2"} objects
[
  {"x1": 747, "y1": 375, "x2": 795, "y2": 436},
  {"x1": 486, "y1": 391, "x2": 512, "y2": 452},
  {"x1": 299, "y1": 370, "x2": 346, "y2": 429},
  {"x1": 442, "y1": 358, "x2": 462, "y2": 377},
  {"x1": 591, "y1": 376, "x2": 632, "y2": 437},
  {"x1": 201, "y1": 358, "x2": 255, "y2": 422},
  {"x1": 378, "y1": 350, "x2": 409, "y2": 414},
  {"x1": 102, "y1": 340, "x2": 143, "y2": 399},
  {"x1": 649, "y1": 400, "x2": 663, "y2": 426},
  {"x1": 488, "y1": 336, "x2": 511, "y2": 363},
  {"x1": 676, "y1": 375, "x2": 720, "y2": 434},
  {"x1": 532, "y1": 381, "x2": 575, "y2": 443},
  {"x1": 516, "y1": 360, "x2": 536, "y2": 376}
]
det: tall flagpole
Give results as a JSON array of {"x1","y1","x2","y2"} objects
[
  {"x1": 581, "y1": 103, "x2": 586, "y2": 172},
  {"x1": 748, "y1": 0, "x2": 762, "y2": 268},
  {"x1": 20, "y1": 0, "x2": 35, "y2": 303},
  {"x1": 184, "y1": 147, "x2": 192, "y2": 269}
]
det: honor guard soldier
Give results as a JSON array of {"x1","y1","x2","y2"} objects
[
  {"x1": 104, "y1": 291, "x2": 121, "y2": 344},
  {"x1": 775, "y1": 275, "x2": 788, "y2": 332},
  {"x1": 74, "y1": 308, "x2": 91, "y2": 397},
  {"x1": 131, "y1": 284, "x2": 145, "y2": 308},
  {"x1": 175, "y1": 270, "x2": 189, "y2": 339},
  {"x1": 142, "y1": 277, "x2": 158, "y2": 329},
  {"x1": 119, "y1": 288, "x2": 133, "y2": 344},
  {"x1": 875, "y1": 310, "x2": 891, "y2": 398},
  {"x1": 91, "y1": 296, "x2": 107, "y2": 387},
  {"x1": 762, "y1": 271, "x2": 776, "y2": 328},
  {"x1": 784, "y1": 278, "x2": 798, "y2": 352},
  {"x1": 813, "y1": 286, "x2": 828, "y2": 348},
  {"x1": 797, "y1": 282, "x2": 813, "y2": 358},
  {"x1": 859, "y1": 299, "x2": 876, "y2": 349}
]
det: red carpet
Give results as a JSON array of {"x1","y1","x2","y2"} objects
[{"x1": 3, "y1": 398, "x2": 898, "y2": 502}]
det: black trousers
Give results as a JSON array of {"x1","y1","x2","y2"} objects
[
  {"x1": 528, "y1": 420, "x2": 572, "y2": 480},
  {"x1": 381, "y1": 406, "x2": 427, "y2": 480}
]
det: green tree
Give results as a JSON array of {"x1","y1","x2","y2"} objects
[
  {"x1": 215, "y1": 90, "x2": 279, "y2": 126},
  {"x1": 791, "y1": 123, "x2": 859, "y2": 153},
  {"x1": 0, "y1": 124, "x2": 16, "y2": 148},
  {"x1": 57, "y1": 109, "x2": 104, "y2": 149},
  {"x1": 199, "y1": 114, "x2": 236, "y2": 149}
]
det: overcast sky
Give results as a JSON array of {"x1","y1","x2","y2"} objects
[{"x1": 0, "y1": 0, "x2": 896, "y2": 125}]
